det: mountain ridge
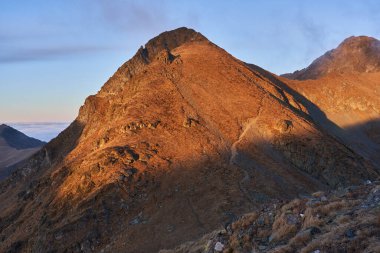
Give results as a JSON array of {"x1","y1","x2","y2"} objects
[{"x1": 0, "y1": 28, "x2": 378, "y2": 253}]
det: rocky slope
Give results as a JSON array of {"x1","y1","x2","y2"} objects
[
  {"x1": 283, "y1": 36, "x2": 380, "y2": 80},
  {"x1": 0, "y1": 28, "x2": 378, "y2": 253},
  {"x1": 0, "y1": 124, "x2": 45, "y2": 179},
  {"x1": 161, "y1": 181, "x2": 380, "y2": 253}
]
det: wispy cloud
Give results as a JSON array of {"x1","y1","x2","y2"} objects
[
  {"x1": 0, "y1": 45, "x2": 113, "y2": 63},
  {"x1": 0, "y1": 0, "x2": 179, "y2": 64},
  {"x1": 93, "y1": 0, "x2": 171, "y2": 33},
  {"x1": 296, "y1": 9, "x2": 328, "y2": 63}
]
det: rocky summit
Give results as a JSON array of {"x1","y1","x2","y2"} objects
[{"x1": 0, "y1": 28, "x2": 379, "y2": 253}]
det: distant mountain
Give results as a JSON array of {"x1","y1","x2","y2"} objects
[
  {"x1": 281, "y1": 36, "x2": 380, "y2": 169},
  {"x1": 0, "y1": 28, "x2": 378, "y2": 253},
  {"x1": 283, "y1": 36, "x2": 380, "y2": 80},
  {"x1": 0, "y1": 124, "x2": 45, "y2": 179}
]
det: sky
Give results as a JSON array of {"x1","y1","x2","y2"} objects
[{"x1": 1, "y1": 0, "x2": 380, "y2": 127}]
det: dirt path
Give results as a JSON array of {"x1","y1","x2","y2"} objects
[{"x1": 229, "y1": 117, "x2": 259, "y2": 205}]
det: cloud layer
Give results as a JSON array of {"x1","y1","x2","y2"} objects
[{"x1": 8, "y1": 122, "x2": 70, "y2": 142}]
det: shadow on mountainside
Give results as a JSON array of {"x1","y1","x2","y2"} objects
[
  {"x1": 245, "y1": 63, "x2": 380, "y2": 170},
  {"x1": 245, "y1": 63, "x2": 345, "y2": 136},
  {"x1": 342, "y1": 118, "x2": 380, "y2": 168},
  {"x1": 0, "y1": 116, "x2": 379, "y2": 252}
]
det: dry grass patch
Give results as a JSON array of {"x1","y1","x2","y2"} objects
[
  {"x1": 281, "y1": 198, "x2": 304, "y2": 213},
  {"x1": 302, "y1": 207, "x2": 323, "y2": 228},
  {"x1": 270, "y1": 213, "x2": 299, "y2": 241}
]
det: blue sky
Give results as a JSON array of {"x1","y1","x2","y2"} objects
[{"x1": 1, "y1": 0, "x2": 380, "y2": 124}]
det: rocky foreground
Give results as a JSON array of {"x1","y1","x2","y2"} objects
[{"x1": 161, "y1": 181, "x2": 380, "y2": 253}]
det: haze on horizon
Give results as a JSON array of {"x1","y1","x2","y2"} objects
[{"x1": 1, "y1": 0, "x2": 380, "y2": 123}]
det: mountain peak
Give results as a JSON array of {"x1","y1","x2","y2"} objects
[
  {"x1": 0, "y1": 124, "x2": 10, "y2": 131},
  {"x1": 340, "y1": 35, "x2": 378, "y2": 46},
  {"x1": 144, "y1": 27, "x2": 206, "y2": 55},
  {"x1": 283, "y1": 35, "x2": 380, "y2": 80},
  {"x1": 136, "y1": 27, "x2": 207, "y2": 64},
  {"x1": 97, "y1": 27, "x2": 208, "y2": 96}
]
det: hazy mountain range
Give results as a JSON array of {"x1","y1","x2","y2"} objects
[
  {"x1": 0, "y1": 124, "x2": 45, "y2": 179},
  {"x1": 6, "y1": 122, "x2": 70, "y2": 142}
]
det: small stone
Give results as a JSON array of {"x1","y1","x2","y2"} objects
[
  {"x1": 183, "y1": 117, "x2": 199, "y2": 128},
  {"x1": 286, "y1": 214, "x2": 298, "y2": 225},
  {"x1": 345, "y1": 228, "x2": 356, "y2": 238},
  {"x1": 257, "y1": 216, "x2": 265, "y2": 226},
  {"x1": 129, "y1": 217, "x2": 140, "y2": 225},
  {"x1": 139, "y1": 153, "x2": 151, "y2": 162},
  {"x1": 312, "y1": 191, "x2": 325, "y2": 198},
  {"x1": 309, "y1": 227, "x2": 321, "y2": 236},
  {"x1": 276, "y1": 119, "x2": 293, "y2": 133},
  {"x1": 167, "y1": 225, "x2": 175, "y2": 232},
  {"x1": 294, "y1": 227, "x2": 320, "y2": 242},
  {"x1": 54, "y1": 231, "x2": 63, "y2": 240},
  {"x1": 214, "y1": 242, "x2": 224, "y2": 252},
  {"x1": 129, "y1": 213, "x2": 143, "y2": 225},
  {"x1": 80, "y1": 240, "x2": 92, "y2": 252},
  {"x1": 125, "y1": 168, "x2": 138, "y2": 176},
  {"x1": 258, "y1": 245, "x2": 267, "y2": 250}
]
